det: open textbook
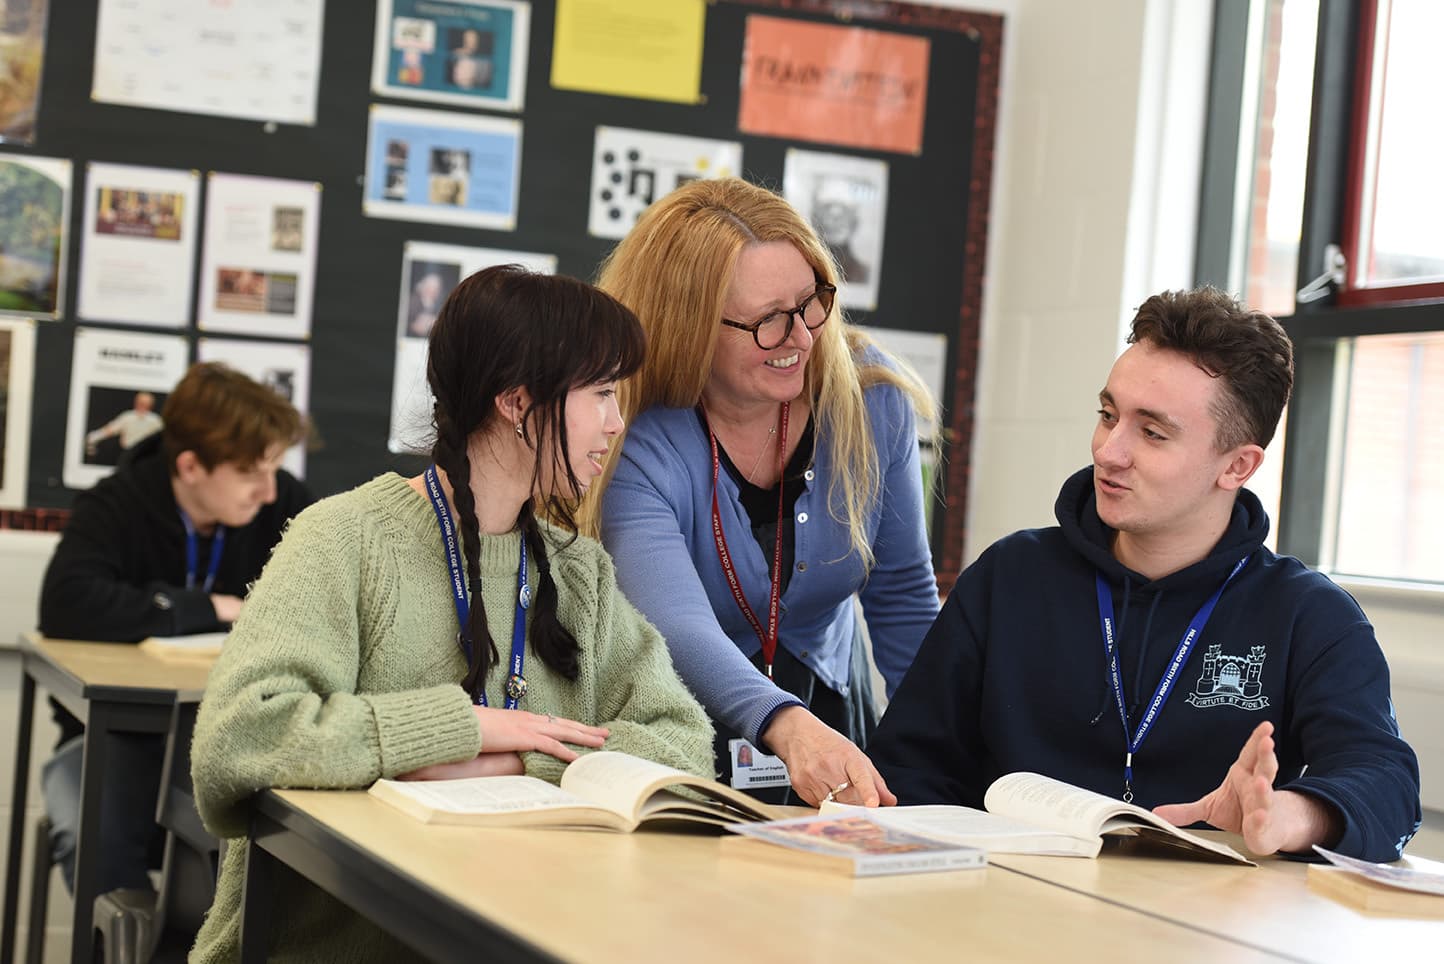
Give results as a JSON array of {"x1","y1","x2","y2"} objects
[
  {"x1": 1307, "y1": 846, "x2": 1444, "y2": 916},
  {"x1": 137, "y1": 631, "x2": 228, "y2": 661},
  {"x1": 369, "y1": 750, "x2": 780, "y2": 831},
  {"x1": 723, "y1": 812, "x2": 986, "y2": 878},
  {"x1": 825, "y1": 771, "x2": 1253, "y2": 864}
]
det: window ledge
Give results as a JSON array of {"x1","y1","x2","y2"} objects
[{"x1": 1329, "y1": 574, "x2": 1444, "y2": 612}]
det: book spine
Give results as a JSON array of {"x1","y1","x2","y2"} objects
[{"x1": 855, "y1": 852, "x2": 984, "y2": 877}]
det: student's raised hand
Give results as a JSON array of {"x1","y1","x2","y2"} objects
[
  {"x1": 472, "y1": 706, "x2": 609, "y2": 763},
  {"x1": 1152, "y1": 720, "x2": 1341, "y2": 855},
  {"x1": 761, "y1": 704, "x2": 897, "y2": 808},
  {"x1": 395, "y1": 752, "x2": 526, "y2": 781}
]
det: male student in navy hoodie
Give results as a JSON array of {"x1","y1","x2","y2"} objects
[{"x1": 868, "y1": 286, "x2": 1420, "y2": 862}]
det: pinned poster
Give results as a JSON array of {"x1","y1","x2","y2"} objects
[
  {"x1": 551, "y1": 0, "x2": 705, "y2": 105},
  {"x1": 64, "y1": 327, "x2": 189, "y2": 490},
  {"x1": 197, "y1": 338, "x2": 312, "y2": 479},
  {"x1": 372, "y1": 0, "x2": 531, "y2": 113},
  {"x1": 78, "y1": 162, "x2": 201, "y2": 328},
  {"x1": 364, "y1": 105, "x2": 522, "y2": 231},
  {"x1": 197, "y1": 173, "x2": 321, "y2": 340},
  {"x1": 0, "y1": 153, "x2": 70, "y2": 320},
  {"x1": 92, "y1": 0, "x2": 325, "y2": 125},
  {"x1": 783, "y1": 150, "x2": 889, "y2": 311},
  {"x1": 738, "y1": 16, "x2": 930, "y2": 156},
  {"x1": 389, "y1": 242, "x2": 557, "y2": 453},
  {"x1": 0, "y1": 319, "x2": 37, "y2": 508},
  {"x1": 0, "y1": 0, "x2": 49, "y2": 145},
  {"x1": 588, "y1": 126, "x2": 741, "y2": 239}
]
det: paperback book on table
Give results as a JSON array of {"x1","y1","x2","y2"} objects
[
  {"x1": 369, "y1": 750, "x2": 780, "y2": 831},
  {"x1": 825, "y1": 771, "x2": 1254, "y2": 864},
  {"x1": 722, "y1": 812, "x2": 986, "y2": 877}
]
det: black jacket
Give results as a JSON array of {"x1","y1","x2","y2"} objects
[
  {"x1": 869, "y1": 466, "x2": 1421, "y2": 862},
  {"x1": 39, "y1": 433, "x2": 313, "y2": 642}
]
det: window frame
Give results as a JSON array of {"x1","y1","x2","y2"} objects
[{"x1": 1195, "y1": 0, "x2": 1444, "y2": 572}]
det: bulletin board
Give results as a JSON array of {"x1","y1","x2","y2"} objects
[{"x1": 8, "y1": 0, "x2": 1000, "y2": 584}]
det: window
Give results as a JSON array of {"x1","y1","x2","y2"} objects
[{"x1": 1198, "y1": 0, "x2": 1444, "y2": 585}]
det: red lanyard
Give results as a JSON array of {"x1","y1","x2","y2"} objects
[{"x1": 707, "y1": 402, "x2": 790, "y2": 678}]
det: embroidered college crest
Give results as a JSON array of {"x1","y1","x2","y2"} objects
[{"x1": 1186, "y1": 643, "x2": 1270, "y2": 710}]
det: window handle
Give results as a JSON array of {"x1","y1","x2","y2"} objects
[{"x1": 1296, "y1": 244, "x2": 1346, "y2": 303}]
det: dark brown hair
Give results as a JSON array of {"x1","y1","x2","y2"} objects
[
  {"x1": 1128, "y1": 286, "x2": 1294, "y2": 451},
  {"x1": 162, "y1": 362, "x2": 304, "y2": 474},
  {"x1": 427, "y1": 265, "x2": 645, "y2": 694}
]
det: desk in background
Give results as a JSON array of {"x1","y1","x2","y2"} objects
[
  {"x1": 1, "y1": 633, "x2": 214, "y2": 964},
  {"x1": 243, "y1": 789, "x2": 1291, "y2": 963}
]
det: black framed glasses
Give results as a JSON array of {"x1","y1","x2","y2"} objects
[{"x1": 721, "y1": 283, "x2": 836, "y2": 350}]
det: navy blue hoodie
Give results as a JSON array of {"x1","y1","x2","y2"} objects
[{"x1": 869, "y1": 466, "x2": 1421, "y2": 861}]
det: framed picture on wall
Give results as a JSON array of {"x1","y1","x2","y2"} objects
[
  {"x1": 0, "y1": 153, "x2": 70, "y2": 320},
  {"x1": 372, "y1": 0, "x2": 531, "y2": 112}
]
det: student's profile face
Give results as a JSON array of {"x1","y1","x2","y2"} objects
[
  {"x1": 547, "y1": 381, "x2": 625, "y2": 496},
  {"x1": 1091, "y1": 341, "x2": 1245, "y2": 542},
  {"x1": 190, "y1": 445, "x2": 287, "y2": 527}
]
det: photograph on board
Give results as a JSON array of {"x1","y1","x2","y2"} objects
[
  {"x1": 364, "y1": 105, "x2": 522, "y2": 230},
  {"x1": 0, "y1": 0, "x2": 49, "y2": 144},
  {"x1": 78, "y1": 162, "x2": 201, "y2": 328},
  {"x1": 371, "y1": 0, "x2": 530, "y2": 112},
  {"x1": 588, "y1": 126, "x2": 741, "y2": 240},
  {"x1": 0, "y1": 153, "x2": 69, "y2": 319},
  {"x1": 783, "y1": 149, "x2": 889, "y2": 311},
  {"x1": 197, "y1": 337, "x2": 312, "y2": 478}
]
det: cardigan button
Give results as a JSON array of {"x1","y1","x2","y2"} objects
[
  {"x1": 797, "y1": 512, "x2": 808, "y2": 524},
  {"x1": 804, "y1": 469, "x2": 815, "y2": 482},
  {"x1": 796, "y1": 561, "x2": 807, "y2": 572}
]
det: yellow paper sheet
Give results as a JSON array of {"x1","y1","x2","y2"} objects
[{"x1": 551, "y1": 0, "x2": 705, "y2": 104}]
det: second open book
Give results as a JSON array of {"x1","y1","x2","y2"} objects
[
  {"x1": 369, "y1": 750, "x2": 780, "y2": 831},
  {"x1": 824, "y1": 771, "x2": 1254, "y2": 865}
]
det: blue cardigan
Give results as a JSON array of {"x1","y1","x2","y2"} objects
[{"x1": 601, "y1": 376, "x2": 939, "y2": 744}]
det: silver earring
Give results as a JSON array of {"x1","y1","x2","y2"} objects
[{"x1": 515, "y1": 421, "x2": 524, "y2": 438}]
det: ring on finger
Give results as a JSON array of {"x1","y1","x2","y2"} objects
[{"x1": 822, "y1": 780, "x2": 851, "y2": 804}]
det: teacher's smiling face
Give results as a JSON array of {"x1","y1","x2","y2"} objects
[{"x1": 705, "y1": 241, "x2": 819, "y2": 411}]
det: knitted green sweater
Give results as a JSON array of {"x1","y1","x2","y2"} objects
[{"x1": 189, "y1": 474, "x2": 713, "y2": 963}]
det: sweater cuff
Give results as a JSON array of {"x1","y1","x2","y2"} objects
[
  {"x1": 364, "y1": 684, "x2": 481, "y2": 777},
  {"x1": 747, "y1": 691, "x2": 806, "y2": 748}
]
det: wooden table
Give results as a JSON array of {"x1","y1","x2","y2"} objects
[
  {"x1": 992, "y1": 835, "x2": 1443, "y2": 962},
  {"x1": 1, "y1": 634, "x2": 214, "y2": 964},
  {"x1": 243, "y1": 789, "x2": 1293, "y2": 963}
]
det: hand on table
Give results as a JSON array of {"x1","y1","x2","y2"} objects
[
  {"x1": 761, "y1": 704, "x2": 896, "y2": 808},
  {"x1": 472, "y1": 706, "x2": 608, "y2": 764}
]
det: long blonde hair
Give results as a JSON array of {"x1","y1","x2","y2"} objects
[{"x1": 587, "y1": 177, "x2": 935, "y2": 569}]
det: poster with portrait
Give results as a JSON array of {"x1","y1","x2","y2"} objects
[
  {"x1": 92, "y1": 0, "x2": 324, "y2": 125},
  {"x1": 372, "y1": 0, "x2": 530, "y2": 112},
  {"x1": 738, "y1": 15, "x2": 930, "y2": 156},
  {"x1": 0, "y1": 318, "x2": 36, "y2": 508},
  {"x1": 587, "y1": 126, "x2": 742, "y2": 239},
  {"x1": 0, "y1": 152, "x2": 69, "y2": 320},
  {"x1": 783, "y1": 149, "x2": 889, "y2": 311},
  {"x1": 0, "y1": 0, "x2": 49, "y2": 144},
  {"x1": 197, "y1": 173, "x2": 321, "y2": 339},
  {"x1": 389, "y1": 242, "x2": 557, "y2": 453},
  {"x1": 64, "y1": 327, "x2": 189, "y2": 490},
  {"x1": 197, "y1": 337, "x2": 311, "y2": 479},
  {"x1": 364, "y1": 105, "x2": 522, "y2": 230},
  {"x1": 77, "y1": 162, "x2": 201, "y2": 328}
]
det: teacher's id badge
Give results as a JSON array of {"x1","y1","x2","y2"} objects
[{"x1": 728, "y1": 738, "x2": 790, "y2": 789}]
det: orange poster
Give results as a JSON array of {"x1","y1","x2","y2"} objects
[{"x1": 737, "y1": 16, "x2": 930, "y2": 156}]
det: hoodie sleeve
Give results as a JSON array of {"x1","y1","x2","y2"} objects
[
  {"x1": 1275, "y1": 585, "x2": 1421, "y2": 862},
  {"x1": 867, "y1": 559, "x2": 992, "y2": 807}
]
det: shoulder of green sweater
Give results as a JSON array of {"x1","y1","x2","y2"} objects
[{"x1": 283, "y1": 473, "x2": 420, "y2": 540}]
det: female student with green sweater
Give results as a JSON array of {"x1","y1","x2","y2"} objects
[{"x1": 188, "y1": 266, "x2": 714, "y2": 962}]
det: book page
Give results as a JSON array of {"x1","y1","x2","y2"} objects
[
  {"x1": 142, "y1": 632, "x2": 229, "y2": 652},
  {"x1": 822, "y1": 801, "x2": 1099, "y2": 857},
  {"x1": 372, "y1": 775, "x2": 609, "y2": 816},
  {"x1": 1314, "y1": 846, "x2": 1444, "y2": 895},
  {"x1": 561, "y1": 751, "x2": 774, "y2": 825}
]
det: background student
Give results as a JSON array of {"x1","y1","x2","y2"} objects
[
  {"x1": 592, "y1": 178, "x2": 939, "y2": 807},
  {"x1": 868, "y1": 287, "x2": 1421, "y2": 862},
  {"x1": 38, "y1": 362, "x2": 309, "y2": 895},
  {"x1": 188, "y1": 266, "x2": 713, "y2": 962}
]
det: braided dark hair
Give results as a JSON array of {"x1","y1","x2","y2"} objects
[{"x1": 427, "y1": 265, "x2": 645, "y2": 694}]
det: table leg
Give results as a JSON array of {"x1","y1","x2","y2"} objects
[
  {"x1": 1, "y1": 668, "x2": 36, "y2": 963},
  {"x1": 239, "y1": 832, "x2": 277, "y2": 964},
  {"x1": 69, "y1": 702, "x2": 114, "y2": 964}
]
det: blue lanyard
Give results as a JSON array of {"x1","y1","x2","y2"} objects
[
  {"x1": 423, "y1": 465, "x2": 530, "y2": 708},
  {"x1": 177, "y1": 510, "x2": 225, "y2": 593},
  {"x1": 1095, "y1": 553, "x2": 1249, "y2": 802}
]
